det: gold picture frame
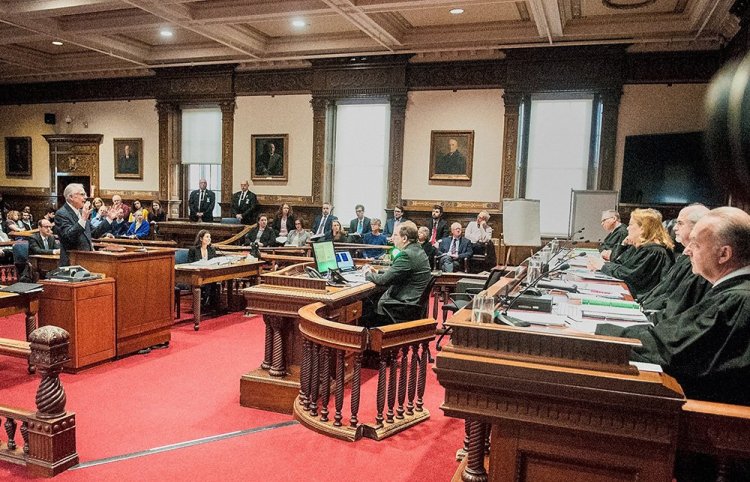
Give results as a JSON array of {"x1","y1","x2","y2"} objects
[{"x1": 429, "y1": 130, "x2": 474, "y2": 183}]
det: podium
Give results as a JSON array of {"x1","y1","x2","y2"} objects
[{"x1": 69, "y1": 248, "x2": 175, "y2": 356}]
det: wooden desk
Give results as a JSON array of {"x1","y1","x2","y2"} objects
[
  {"x1": 240, "y1": 263, "x2": 375, "y2": 414},
  {"x1": 154, "y1": 220, "x2": 250, "y2": 247},
  {"x1": 38, "y1": 278, "x2": 116, "y2": 371},
  {"x1": 431, "y1": 271, "x2": 488, "y2": 320},
  {"x1": 93, "y1": 237, "x2": 178, "y2": 249},
  {"x1": 29, "y1": 254, "x2": 59, "y2": 278},
  {"x1": 70, "y1": 248, "x2": 174, "y2": 356},
  {"x1": 0, "y1": 289, "x2": 39, "y2": 373},
  {"x1": 175, "y1": 258, "x2": 264, "y2": 330}
]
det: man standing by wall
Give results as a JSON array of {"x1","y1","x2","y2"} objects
[
  {"x1": 230, "y1": 180, "x2": 258, "y2": 225},
  {"x1": 188, "y1": 178, "x2": 215, "y2": 222}
]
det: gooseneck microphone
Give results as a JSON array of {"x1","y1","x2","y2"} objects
[{"x1": 494, "y1": 261, "x2": 572, "y2": 327}]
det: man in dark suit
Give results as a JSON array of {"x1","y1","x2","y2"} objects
[
  {"x1": 117, "y1": 144, "x2": 138, "y2": 175},
  {"x1": 29, "y1": 219, "x2": 60, "y2": 255},
  {"x1": 384, "y1": 205, "x2": 409, "y2": 242},
  {"x1": 437, "y1": 222, "x2": 472, "y2": 272},
  {"x1": 55, "y1": 183, "x2": 119, "y2": 266},
  {"x1": 426, "y1": 204, "x2": 449, "y2": 245},
  {"x1": 244, "y1": 215, "x2": 276, "y2": 247},
  {"x1": 435, "y1": 138, "x2": 466, "y2": 175},
  {"x1": 230, "y1": 179, "x2": 258, "y2": 225},
  {"x1": 311, "y1": 202, "x2": 337, "y2": 242},
  {"x1": 188, "y1": 178, "x2": 215, "y2": 222},
  {"x1": 348, "y1": 204, "x2": 371, "y2": 239},
  {"x1": 363, "y1": 221, "x2": 432, "y2": 326},
  {"x1": 256, "y1": 142, "x2": 283, "y2": 176}
]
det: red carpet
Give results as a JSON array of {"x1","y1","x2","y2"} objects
[{"x1": 0, "y1": 298, "x2": 464, "y2": 481}]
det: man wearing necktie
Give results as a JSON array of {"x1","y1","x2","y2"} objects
[
  {"x1": 230, "y1": 179, "x2": 258, "y2": 225},
  {"x1": 426, "y1": 204, "x2": 449, "y2": 245},
  {"x1": 312, "y1": 202, "x2": 337, "y2": 242},
  {"x1": 348, "y1": 204, "x2": 371, "y2": 241},
  {"x1": 28, "y1": 219, "x2": 60, "y2": 256},
  {"x1": 437, "y1": 222, "x2": 472, "y2": 272},
  {"x1": 54, "y1": 183, "x2": 120, "y2": 266},
  {"x1": 188, "y1": 178, "x2": 216, "y2": 222}
]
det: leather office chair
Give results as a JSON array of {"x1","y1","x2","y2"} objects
[
  {"x1": 468, "y1": 239, "x2": 497, "y2": 273},
  {"x1": 174, "y1": 248, "x2": 191, "y2": 318},
  {"x1": 381, "y1": 274, "x2": 438, "y2": 325},
  {"x1": 11, "y1": 241, "x2": 31, "y2": 282},
  {"x1": 435, "y1": 268, "x2": 506, "y2": 353}
]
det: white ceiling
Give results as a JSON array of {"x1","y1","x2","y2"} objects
[{"x1": 0, "y1": 0, "x2": 741, "y2": 84}]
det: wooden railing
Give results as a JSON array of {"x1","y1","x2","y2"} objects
[
  {"x1": 0, "y1": 265, "x2": 18, "y2": 284},
  {"x1": 295, "y1": 302, "x2": 436, "y2": 442},
  {"x1": 0, "y1": 325, "x2": 78, "y2": 477}
]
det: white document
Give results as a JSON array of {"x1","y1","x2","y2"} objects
[{"x1": 506, "y1": 310, "x2": 568, "y2": 326}]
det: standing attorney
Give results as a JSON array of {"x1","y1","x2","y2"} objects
[{"x1": 55, "y1": 183, "x2": 119, "y2": 266}]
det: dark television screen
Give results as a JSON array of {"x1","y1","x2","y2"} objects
[{"x1": 621, "y1": 131, "x2": 726, "y2": 206}]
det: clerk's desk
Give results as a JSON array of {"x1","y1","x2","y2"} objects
[
  {"x1": 240, "y1": 262, "x2": 376, "y2": 414},
  {"x1": 435, "y1": 267, "x2": 750, "y2": 482},
  {"x1": 69, "y1": 247, "x2": 174, "y2": 356}
]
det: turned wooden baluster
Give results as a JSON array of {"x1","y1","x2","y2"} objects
[
  {"x1": 25, "y1": 311, "x2": 37, "y2": 374},
  {"x1": 349, "y1": 353, "x2": 362, "y2": 427},
  {"x1": 462, "y1": 421, "x2": 488, "y2": 482},
  {"x1": 319, "y1": 347, "x2": 331, "y2": 422},
  {"x1": 334, "y1": 350, "x2": 345, "y2": 427},
  {"x1": 386, "y1": 352, "x2": 398, "y2": 423},
  {"x1": 261, "y1": 322, "x2": 273, "y2": 370},
  {"x1": 267, "y1": 317, "x2": 287, "y2": 377},
  {"x1": 406, "y1": 343, "x2": 419, "y2": 416},
  {"x1": 300, "y1": 338, "x2": 312, "y2": 410},
  {"x1": 375, "y1": 357, "x2": 387, "y2": 427},
  {"x1": 20, "y1": 422, "x2": 28, "y2": 454},
  {"x1": 416, "y1": 341, "x2": 428, "y2": 412},
  {"x1": 309, "y1": 343, "x2": 320, "y2": 417},
  {"x1": 455, "y1": 419, "x2": 471, "y2": 461},
  {"x1": 4, "y1": 417, "x2": 17, "y2": 450},
  {"x1": 396, "y1": 346, "x2": 408, "y2": 419},
  {"x1": 31, "y1": 327, "x2": 69, "y2": 419}
]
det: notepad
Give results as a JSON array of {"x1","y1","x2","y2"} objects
[{"x1": 0, "y1": 282, "x2": 43, "y2": 294}]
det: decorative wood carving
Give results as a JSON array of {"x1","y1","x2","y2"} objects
[
  {"x1": 310, "y1": 97, "x2": 331, "y2": 205},
  {"x1": 235, "y1": 69, "x2": 312, "y2": 95},
  {"x1": 407, "y1": 61, "x2": 506, "y2": 90},
  {"x1": 388, "y1": 94, "x2": 407, "y2": 207},
  {"x1": 43, "y1": 134, "x2": 102, "y2": 199},
  {"x1": 220, "y1": 100, "x2": 236, "y2": 217},
  {"x1": 500, "y1": 92, "x2": 522, "y2": 204},
  {"x1": 154, "y1": 65, "x2": 235, "y2": 103},
  {"x1": 156, "y1": 101, "x2": 181, "y2": 216}
]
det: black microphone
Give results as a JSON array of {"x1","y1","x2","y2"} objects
[
  {"x1": 494, "y1": 262, "x2": 571, "y2": 327},
  {"x1": 135, "y1": 236, "x2": 147, "y2": 252}
]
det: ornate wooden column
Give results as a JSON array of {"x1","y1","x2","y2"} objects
[
  {"x1": 597, "y1": 88, "x2": 622, "y2": 191},
  {"x1": 387, "y1": 94, "x2": 407, "y2": 207},
  {"x1": 310, "y1": 97, "x2": 332, "y2": 205},
  {"x1": 220, "y1": 100, "x2": 236, "y2": 217},
  {"x1": 156, "y1": 101, "x2": 181, "y2": 218},
  {"x1": 500, "y1": 91, "x2": 522, "y2": 203}
]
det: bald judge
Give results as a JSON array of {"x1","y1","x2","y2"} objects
[{"x1": 596, "y1": 206, "x2": 750, "y2": 406}]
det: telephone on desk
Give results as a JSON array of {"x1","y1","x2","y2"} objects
[
  {"x1": 305, "y1": 267, "x2": 347, "y2": 286},
  {"x1": 47, "y1": 265, "x2": 101, "y2": 282}
]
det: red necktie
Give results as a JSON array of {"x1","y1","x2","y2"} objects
[{"x1": 430, "y1": 224, "x2": 437, "y2": 244}]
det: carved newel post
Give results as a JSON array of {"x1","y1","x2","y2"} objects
[{"x1": 26, "y1": 326, "x2": 79, "y2": 477}]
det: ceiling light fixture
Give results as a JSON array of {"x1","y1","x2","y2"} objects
[
  {"x1": 292, "y1": 19, "x2": 306, "y2": 28},
  {"x1": 52, "y1": 41, "x2": 63, "y2": 46},
  {"x1": 449, "y1": 8, "x2": 465, "y2": 15},
  {"x1": 160, "y1": 29, "x2": 174, "y2": 37}
]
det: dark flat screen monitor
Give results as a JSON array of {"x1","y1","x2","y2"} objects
[
  {"x1": 621, "y1": 131, "x2": 726, "y2": 206},
  {"x1": 312, "y1": 241, "x2": 338, "y2": 275}
]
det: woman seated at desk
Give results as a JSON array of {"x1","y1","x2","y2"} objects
[
  {"x1": 331, "y1": 220, "x2": 348, "y2": 243},
  {"x1": 587, "y1": 208, "x2": 674, "y2": 300},
  {"x1": 148, "y1": 200, "x2": 166, "y2": 223},
  {"x1": 128, "y1": 200, "x2": 149, "y2": 222},
  {"x1": 5, "y1": 210, "x2": 23, "y2": 232},
  {"x1": 244, "y1": 215, "x2": 276, "y2": 247},
  {"x1": 362, "y1": 218, "x2": 388, "y2": 259},
  {"x1": 285, "y1": 219, "x2": 311, "y2": 247},
  {"x1": 188, "y1": 230, "x2": 219, "y2": 307},
  {"x1": 271, "y1": 203, "x2": 295, "y2": 239},
  {"x1": 125, "y1": 210, "x2": 150, "y2": 239}
]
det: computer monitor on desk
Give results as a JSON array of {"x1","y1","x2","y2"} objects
[{"x1": 312, "y1": 241, "x2": 338, "y2": 275}]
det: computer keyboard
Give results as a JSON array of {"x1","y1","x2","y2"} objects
[{"x1": 341, "y1": 270, "x2": 368, "y2": 283}]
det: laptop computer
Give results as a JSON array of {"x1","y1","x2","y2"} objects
[{"x1": 335, "y1": 251, "x2": 357, "y2": 273}]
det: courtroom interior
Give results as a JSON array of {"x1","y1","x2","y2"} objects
[{"x1": 1, "y1": 1, "x2": 750, "y2": 481}]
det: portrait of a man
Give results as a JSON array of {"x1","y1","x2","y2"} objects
[
  {"x1": 251, "y1": 134, "x2": 288, "y2": 182},
  {"x1": 429, "y1": 130, "x2": 474, "y2": 183},
  {"x1": 114, "y1": 138, "x2": 143, "y2": 179},
  {"x1": 5, "y1": 137, "x2": 32, "y2": 177}
]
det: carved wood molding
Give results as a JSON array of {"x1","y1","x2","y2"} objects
[
  {"x1": 388, "y1": 94, "x2": 407, "y2": 207},
  {"x1": 0, "y1": 187, "x2": 51, "y2": 196},
  {"x1": 310, "y1": 97, "x2": 330, "y2": 205},
  {"x1": 235, "y1": 69, "x2": 313, "y2": 95},
  {"x1": 43, "y1": 134, "x2": 102, "y2": 198},
  {"x1": 500, "y1": 91, "x2": 522, "y2": 204},
  {"x1": 98, "y1": 189, "x2": 160, "y2": 200},
  {"x1": 154, "y1": 65, "x2": 235, "y2": 103},
  {"x1": 401, "y1": 199, "x2": 500, "y2": 212},
  {"x1": 407, "y1": 60, "x2": 506, "y2": 90},
  {"x1": 220, "y1": 100, "x2": 236, "y2": 214}
]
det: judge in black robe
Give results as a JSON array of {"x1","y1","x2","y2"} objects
[
  {"x1": 639, "y1": 254, "x2": 711, "y2": 317},
  {"x1": 599, "y1": 209, "x2": 628, "y2": 255}
]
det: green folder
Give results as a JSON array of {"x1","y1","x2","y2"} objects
[{"x1": 581, "y1": 297, "x2": 640, "y2": 310}]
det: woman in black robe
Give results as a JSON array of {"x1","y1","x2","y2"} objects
[{"x1": 588, "y1": 208, "x2": 674, "y2": 300}]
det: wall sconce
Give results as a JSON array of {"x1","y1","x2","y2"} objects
[{"x1": 64, "y1": 115, "x2": 72, "y2": 124}]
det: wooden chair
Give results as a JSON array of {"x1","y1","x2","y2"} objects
[{"x1": 174, "y1": 248, "x2": 191, "y2": 318}]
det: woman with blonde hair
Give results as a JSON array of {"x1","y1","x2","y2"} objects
[{"x1": 588, "y1": 208, "x2": 674, "y2": 299}]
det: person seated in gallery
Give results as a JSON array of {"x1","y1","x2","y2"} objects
[
  {"x1": 418, "y1": 226, "x2": 437, "y2": 269},
  {"x1": 43, "y1": 207, "x2": 56, "y2": 226},
  {"x1": 128, "y1": 200, "x2": 148, "y2": 222},
  {"x1": 587, "y1": 208, "x2": 674, "y2": 300},
  {"x1": 425, "y1": 205, "x2": 449, "y2": 245},
  {"x1": 638, "y1": 204, "x2": 711, "y2": 322},
  {"x1": 348, "y1": 204, "x2": 371, "y2": 240},
  {"x1": 148, "y1": 200, "x2": 167, "y2": 223},
  {"x1": 437, "y1": 222, "x2": 473, "y2": 273},
  {"x1": 124, "y1": 210, "x2": 150, "y2": 239},
  {"x1": 19, "y1": 211, "x2": 33, "y2": 231},
  {"x1": 90, "y1": 197, "x2": 106, "y2": 228},
  {"x1": 599, "y1": 209, "x2": 628, "y2": 261},
  {"x1": 28, "y1": 219, "x2": 60, "y2": 256},
  {"x1": 361, "y1": 222, "x2": 432, "y2": 326},
  {"x1": 362, "y1": 218, "x2": 388, "y2": 259},
  {"x1": 330, "y1": 220, "x2": 348, "y2": 242},
  {"x1": 22, "y1": 205, "x2": 33, "y2": 224},
  {"x1": 4, "y1": 210, "x2": 23, "y2": 232},
  {"x1": 244, "y1": 214, "x2": 276, "y2": 247},
  {"x1": 108, "y1": 210, "x2": 129, "y2": 238},
  {"x1": 464, "y1": 210, "x2": 493, "y2": 255},
  {"x1": 383, "y1": 205, "x2": 409, "y2": 242},
  {"x1": 271, "y1": 203, "x2": 295, "y2": 242},
  {"x1": 285, "y1": 218, "x2": 311, "y2": 247},
  {"x1": 188, "y1": 229, "x2": 219, "y2": 308}
]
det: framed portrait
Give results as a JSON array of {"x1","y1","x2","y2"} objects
[
  {"x1": 114, "y1": 138, "x2": 143, "y2": 180},
  {"x1": 251, "y1": 134, "x2": 288, "y2": 182},
  {"x1": 5, "y1": 137, "x2": 32, "y2": 177},
  {"x1": 429, "y1": 130, "x2": 474, "y2": 183}
]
